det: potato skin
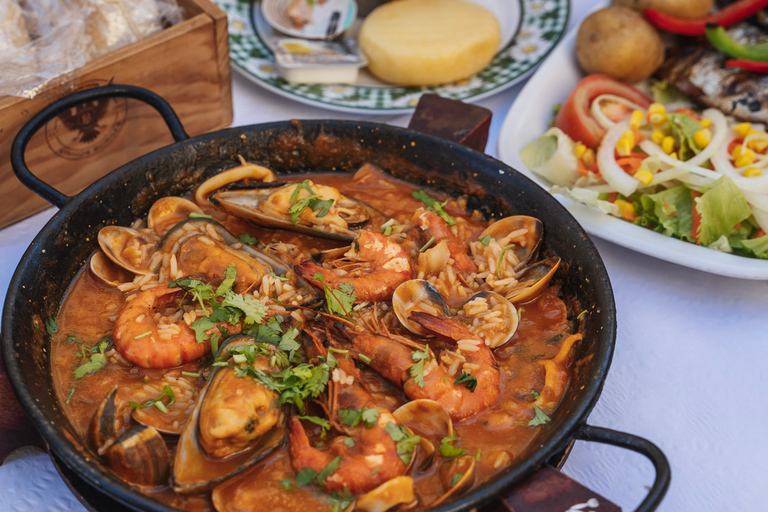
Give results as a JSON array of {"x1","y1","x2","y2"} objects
[
  {"x1": 576, "y1": 6, "x2": 664, "y2": 83},
  {"x1": 611, "y1": 0, "x2": 713, "y2": 19}
]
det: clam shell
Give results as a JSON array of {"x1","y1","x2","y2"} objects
[
  {"x1": 105, "y1": 424, "x2": 171, "y2": 487},
  {"x1": 392, "y1": 280, "x2": 450, "y2": 336},
  {"x1": 98, "y1": 226, "x2": 156, "y2": 275},
  {"x1": 507, "y1": 256, "x2": 560, "y2": 303},
  {"x1": 89, "y1": 251, "x2": 134, "y2": 287},
  {"x1": 147, "y1": 197, "x2": 203, "y2": 236},
  {"x1": 479, "y1": 216, "x2": 543, "y2": 269},
  {"x1": 356, "y1": 476, "x2": 417, "y2": 512}
]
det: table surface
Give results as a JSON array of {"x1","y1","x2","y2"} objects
[{"x1": 1, "y1": 1, "x2": 767, "y2": 511}]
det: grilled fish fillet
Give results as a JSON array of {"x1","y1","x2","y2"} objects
[{"x1": 657, "y1": 24, "x2": 768, "y2": 123}]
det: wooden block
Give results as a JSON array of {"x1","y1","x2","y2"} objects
[
  {"x1": 408, "y1": 93, "x2": 492, "y2": 152},
  {"x1": 0, "y1": 0, "x2": 232, "y2": 229}
]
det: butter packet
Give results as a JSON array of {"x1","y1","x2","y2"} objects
[{"x1": 273, "y1": 37, "x2": 366, "y2": 84}]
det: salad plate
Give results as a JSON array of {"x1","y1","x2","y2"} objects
[
  {"x1": 497, "y1": 14, "x2": 768, "y2": 280},
  {"x1": 214, "y1": 0, "x2": 569, "y2": 114}
]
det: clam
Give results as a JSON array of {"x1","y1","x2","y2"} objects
[
  {"x1": 208, "y1": 180, "x2": 380, "y2": 242},
  {"x1": 392, "y1": 280, "x2": 450, "y2": 336},
  {"x1": 98, "y1": 226, "x2": 157, "y2": 275},
  {"x1": 356, "y1": 476, "x2": 418, "y2": 512},
  {"x1": 431, "y1": 455, "x2": 476, "y2": 507},
  {"x1": 173, "y1": 335, "x2": 285, "y2": 493},
  {"x1": 506, "y1": 256, "x2": 560, "y2": 303},
  {"x1": 147, "y1": 196, "x2": 203, "y2": 236},
  {"x1": 89, "y1": 251, "x2": 134, "y2": 287},
  {"x1": 88, "y1": 386, "x2": 119, "y2": 453},
  {"x1": 454, "y1": 291, "x2": 518, "y2": 348},
  {"x1": 105, "y1": 424, "x2": 171, "y2": 486},
  {"x1": 479, "y1": 216, "x2": 543, "y2": 269},
  {"x1": 393, "y1": 399, "x2": 453, "y2": 471},
  {"x1": 193, "y1": 157, "x2": 277, "y2": 207}
]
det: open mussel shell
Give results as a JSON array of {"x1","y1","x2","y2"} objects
[
  {"x1": 208, "y1": 182, "x2": 378, "y2": 242},
  {"x1": 432, "y1": 455, "x2": 476, "y2": 507},
  {"x1": 173, "y1": 335, "x2": 286, "y2": 493},
  {"x1": 392, "y1": 280, "x2": 450, "y2": 336},
  {"x1": 479, "y1": 216, "x2": 543, "y2": 269},
  {"x1": 356, "y1": 476, "x2": 418, "y2": 512},
  {"x1": 147, "y1": 196, "x2": 203, "y2": 236},
  {"x1": 105, "y1": 424, "x2": 171, "y2": 487},
  {"x1": 507, "y1": 256, "x2": 561, "y2": 303},
  {"x1": 98, "y1": 225, "x2": 156, "y2": 275},
  {"x1": 89, "y1": 251, "x2": 134, "y2": 287},
  {"x1": 455, "y1": 291, "x2": 518, "y2": 348},
  {"x1": 88, "y1": 386, "x2": 119, "y2": 453},
  {"x1": 393, "y1": 399, "x2": 453, "y2": 471}
]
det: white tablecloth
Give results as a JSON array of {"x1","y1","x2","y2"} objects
[{"x1": 1, "y1": 1, "x2": 766, "y2": 511}]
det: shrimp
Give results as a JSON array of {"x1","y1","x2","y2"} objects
[
  {"x1": 288, "y1": 340, "x2": 410, "y2": 495},
  {"x1": 113, "y1": 284, "x2": 233, "y2": 368},
  {"x1": 295, "y1": 230, "x2": 412, "y2": 303},
  {"x1": 413, "y1": 209, "x2": 478, "y2": 279},
  {"x1": 345, "y1": 312, "x2": 500, "y2": 422}
]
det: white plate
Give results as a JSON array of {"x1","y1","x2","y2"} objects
[
  {"x1": 497, "y1": 21, "x2": 768, "y2": 280},
  {"x1": 215, "y1": 0, "x2": 569, "y2": 114}
]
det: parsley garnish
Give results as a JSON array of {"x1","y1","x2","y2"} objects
[
  {"x1": 73, "y1": 337, "x2": 110, "y2": 379},
  {"x1": 450, "y1": 473, "x2": 464, "y2": 488},
  {"x1": 238, "y1": 233, "x2": 259, "y2": 245},
  {"x1": 440, "y1": 434, "x2": 466, "y2": 458},
  {"x1": 496, "y1": 244, "x2": 516, "y2": 279},
  {"x1": 298, "y1": 415, "x2": 331, "y2": 436},
  {"x1": 412, "y1": 190, "x2": 456, "y2": 226},
  {"x1": 169, "y1": 278, "x2": 213, "y2": 315},
  {"x1": 528, "y1": 404, "x2": 551, "y2": 427},
  {"x1": 65, "y1": 335, "x2": 83, "y2": 344},
  {"x1": 316, "y1": 456, "x2": 342, "y2": 485},
  {"x1": 288, "y1": 181, "x2": 335, "y2": 225},
  {"x1": 278, "y1": 326, "x2": 301, "y2": 360},
  {"x1": 269, "y1": 268, "x2": 288, "y2": 282},
  {"x1": 384, "y1": 422, "x2": 421, "y2": 465},
  {"x1": 182, "y1": 371, "x2": 200, "y2": 378},
  {"x1": 530, "y1": 389, "x2": 540, "y2": 400},
  {"x1": 479, "y1": 235, "x2": 491, "y2": 246},
  {"x1": 65, "y1": 387, "x2": 75, "y2": 404},
  {"x1": 342, "y1": 437, "x2": 355, "y2": 447},
  {"x1": 338, "y1": 406, "x2": 379, "y2": 428},
  {"x1": 409, "y1": 347, "x2": 430, "y2": 388},
  {"x1": 244, "y1": 362, "x2": 330, "y2": 414},
  {"x1": 129, "y1": 385, "x2": 176, "y2": 413},
  {"x1": 454, "y1": 372, "x2": 477, "y2": 392},
  {"x1": 280, "y1": 479, "x2": 293, "y2": 490},
  {"x1": 312, "y1": 272, "x2": 356, "y2": 319},
  {"x1": 296, "y1": 467, "x2": 318, "y2": 487},
  {"x1": 191, "y1": 317, "x2": 215, "y2": 343},
  {"x1": 45, "y1": 317, "x2": 58, "y2": 335},
  {"x1": 215, "y1": 264, "x2": 237, "y2": 297},
  {"x1": 221, "y1": 292, "x2": 268, "y2": 327},
  {"x1": 576, "y1": 310, "x2": 588, "y2": 320}
]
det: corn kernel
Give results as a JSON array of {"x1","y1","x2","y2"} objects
[
  {"x1": 661, "y1": 136, "x2": 675, "y2": 154},
  {"x1": 647, "y1": 103, "x2": 667, "y2": 125},
  {"x1": 669, "y1": 152, "x2": 678, "y2": 160},
  {"x1": 732, "y1": 145, "x2": 756, "y2": 167},
  {"x1": 734, "y1": 122, "x2": 752, "y2": 139},
  {"x1": 616, "y1": 131, "x2": 635, "y2": 156},
  {"x1": 693, "y1": 129, "x2": 711, "y2": 149},
  {"x1": 629, "y1": 110, "x2": 644, "y2": 131},
  {"x1": 633, "y1": 169, "x2": 654, "y2": 185},
  {"x1": 743, "y1": 167, "x2": 763, "y2": 177},
  {"x1": 573, "y1": 143, "x2": 587, "y2": 158},
  {"x1": 699, "y1": 118, "x2": 712, "y2": 128},
  {"x1": 651, "y1": 129, "x2": 665, "y2": 144},
  {"x1": 582, "y1": 148, "x2": 595, "y2": 167},
  {"x1": 614, "y1": 199, "x2": 636, "y2": 220},
  {"x1": 748, "y1": 138, "x2": 768, "y2": 152}
]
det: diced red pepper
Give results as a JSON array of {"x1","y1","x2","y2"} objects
[
  {"x1": 645, "y1": 0, "x2": 768, "y2": 36},
  {"x1": 753, "y1": 229, "x2": 767, "y2": 238},
  {"x1": 725, "y1": 58, "x2": 768, "y2": 73}
]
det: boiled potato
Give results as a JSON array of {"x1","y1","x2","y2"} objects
[
  {"x1": 611, "y1": 0, "x2": 713, "y2": 19},
  {"x1": 576, "y1": 6, "x2": 664, "y2": 83}
]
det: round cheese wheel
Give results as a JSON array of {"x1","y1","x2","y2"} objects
[{"x1": 358, "y1": 0, "x2": 501, "y2": 86}]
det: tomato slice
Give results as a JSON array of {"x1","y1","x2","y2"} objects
[{"x1": 554, "y1": 74, "x2": 653, "y2": 148}]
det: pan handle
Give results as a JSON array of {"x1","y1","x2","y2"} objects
[
  {"x1": 499, "y1": 425, "x2": 670, "y2": 512},
  {"x1": 10, "y1": 85, "x2": 190, "y2": 209},
  {"x1": 573, "y1": 425, "x2": 671, "y2": 512}
]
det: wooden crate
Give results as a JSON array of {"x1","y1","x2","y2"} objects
[{"x1": 0, "y1": 0, "x2": 232, "y2": 229}]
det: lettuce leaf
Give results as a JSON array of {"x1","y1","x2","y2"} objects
[
  {"x1": 668, "y1": 113, "x2": 703, "y2": 161},
  {"x1": 695, "y1": 176, "x2": 752, "y2": 247},
  {"x1": 739, "y1": 234, "x2": 768, "y2": 259},
  {"x1": 636, "y1": 185, "x2": 694, "y2": 242}
]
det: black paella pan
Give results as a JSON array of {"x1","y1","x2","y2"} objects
[{"x1": 2, "y1": 86, "x2": 670, "y2": 512}]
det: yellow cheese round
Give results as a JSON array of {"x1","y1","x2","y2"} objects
[{"x1": 358, "y1": 0, "x2": 501, "y2": 86}]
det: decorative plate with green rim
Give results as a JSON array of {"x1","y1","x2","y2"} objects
[{"x1": 217, "y1": 0, "x2": 570, "y2": 114}]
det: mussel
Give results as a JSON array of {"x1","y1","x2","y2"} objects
[
  {"x1": 173, "y1": 335, "x2": 286, "y2": 493},
  {"x1": 208, "y1": 180, "x2": 381, "y2": 242}
]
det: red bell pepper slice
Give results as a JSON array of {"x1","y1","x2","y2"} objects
[
  {"x1": 725, "y1": 58, "x2": 768, "y2": 72},
  {"x1": 645, "y1": 0, "x2": 768, "y2": 36}
]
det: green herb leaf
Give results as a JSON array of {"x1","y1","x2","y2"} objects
[
  {"x1": 361, "y1": 407, "x2": 379, "y2": 428},
  {"x1": 412, "y1": 190, "x2": 456, "y2": 226},
  {"x1": 528, "y1": 404, "x2": 551, "y2": 427},
  {"x1": 530, "y1": 389, "x2": 540, "y2": 400},
  {"x1": 215, "y1": 264, "x2": 238, "y2": 297},
  {"x1": 298, "y1": 415, "x2": 330, "y2": 435},
  {"x1": 280, "y1": 479, "x2": 293, "y2": 490},
  {"x1": 497, "y1": 244, "x2": 515, "y2": 279},
  {"x1": 450, "y1": 473, "x2": 464, "y2": 488},
  {"x1": 130, "y1": 385, "x2": 176, "y2": 412},
  {"x1": 269, "y1": 268, "x2": 288, "y2": 282},
  {"x1": 454, "y1": 372, "x2": 477, "y2": 392},
  {"x1": 73, "y1": 338, "x2": 110, "y2": 379},
  {"x1": 238, "y1": 233, "x2": 259, "y2": 245},
  {"x1": 45, "y1": 317, "x2": 58, "y2": 335},
  {"x1": 222, "y1": 292, "x2": 268, "y2": 327},
  {"x1": 440, "y1": 434, "x2": 467, "y2": 458},
  {"x1": 409, "y1": 347, "x2": 429, "y2": 388},
  {"x1": 419, "y1": 236, "x2": 436, "y2": 252},
  {"x1": 182, "y1": 371, "x2": 200, "y2": 378},
  {"x1": 358, "y1": 353, "x2": 371, "y2": 364},
  {"x1": 313, "y1": 272, "x2": 356, "y2": 319},
  {"x1": 65, "y1": 335, "x2": 83, "y2": 344},
  {"x1": 317, "y1": 456, "x2": 342, "y2": 485},
  {"x1": 278, "y1": 326, "x2": 301, "y2": 355},
  {"x1": 384, "y1": 422, "x2": 421, "y2": 465},
  {"x1": 479, "y1": 235, "x2": 491, "y2": 246},
  {"x1": 342, "y1": 437, "x2": 355, "y2": 448},
  {"x1": 188, "y1": 212, "x2": 212, "y2": 219},
  {"x1": 65, "y1": 387, "x2": 75, "y2": 404},
  {"x1": 296, "y1": 467, "x2": 318, "y2": 487},
  {"x1": 191, "y1": 317, "x2": 215, "y2": 344}
]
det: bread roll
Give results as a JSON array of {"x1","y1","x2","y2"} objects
[{"x1": 358, "y1": 0, "x2": 501, "y2": 86}]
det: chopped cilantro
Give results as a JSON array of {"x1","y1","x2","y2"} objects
[
  {"x1": 238, "y1": 233, "x2": 259, "y2": 245},
  {"x1": 479, "y1": 235, "x2": 491, "y2": 246},
  {"x1": 298, "y1": 415, "x2": 330, "y2": 436},
  {"x1": 44, "y1": 317, "x2": 58, "y2": 335},
  {"x1": 296, "y1": 467, "x2": 318, "y2": 487},
  {"x1": 65, "y1": 387, "x2": 75, "y2": 404},
  {"x1": 73, "y1": 337, "x2": 110, "y2": 379},
  {"x1": 182, "y1": 371, "x2": 200, "y2": 378},
  {"x1": 450, "y1": 473, "x2": 464, "y2": 488},
  {"x1": 210, "y1": 330, "x2": 221, "y2": 356},
  {"x1": 440, "y1": 434, "x2": 466, "y2": 458},
  {"x1": 222, "y1": 292, "x2": 268, "y2": 326},
  {"x1": 576, "y1": 310, "x2": 588, "y2": 320},
  {"x1": 133, "y1": 331, "x2": 152, "y2": 340},
  {"x1": 278, "y1": 326, "x2": 301, "y2": 356},
  {"x1": 528, "y1": 404, "x2": 551, "y2": 427},
  {"x1": 65, "y1": 335, "x2": 83, "y2": 344},
  {"x1": 419, "y1": 236, "x2": 436, "y2": 252},
  {"x1": 214, "y1": 264, "x2": 237, "y2": 297},
  {"x1": 454, "y1": 372, "x2": 477, "y2": 392},
  {"x1": 475, "y1": 448, "x2": 482, "y2": 461},
  {"x1": 316, "y1": 456, "x2": 342, "y2": 485},
  {"x1": 191, "y1": 317, "x2": 215, "y2": 343},
  {"x1": 342, "y1": 437, "x2": 355, "y2": 448},
  {"x1": 384, "y1": 422, "x2": 421, "y2": 465},
  {"x1": 169, "y1": 278, "x2": 213, "y2": 315},
  {"x1": 188, "y1": 212, "x2": 212, "y2": 219},
  {"x1": 409, "y1": 347, "x2": 429, "y2": 388},
  {"x1": 497, "y1": 244, "x2": 516, "y2": 279},
  {"x1": 280, "y1": 479, "x2": 293, "y2": 490},
  {"x1": 338, "y1": 406, "x2": 378, "y2": 429},
  {"x1": 129, "y1": 385, "x2": 176, "y2": 413},
  {"x1": 358, "y1": 353, "x2": 371, "y2": 364},
  {"x1": 269, "y1": 268, "x2": 288, "y2": 282},
  {"x1": 412, "y1": 190, "x2": 456, "y2": 226},
  {"x1": 312, "y1": 272, "x2": 356, "y2": 319},
  {"x1": 530, "y1": 389, "x2": 540, "y2": 400},
  {"x1": 288, "y1": 181, "x2": 335, "y2": 225}
]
